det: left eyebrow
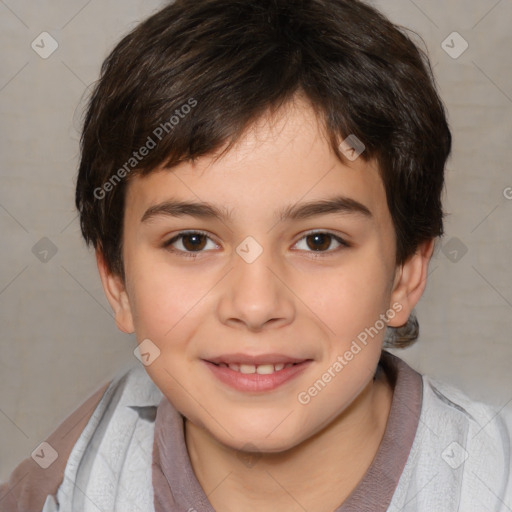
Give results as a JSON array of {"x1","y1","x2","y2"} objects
[
  {"x1": 276, "y1": 195, "x2": 372, "y2": 222},
  {"x1": 140, "y1": 195, "x2": 372, "y2": 224}
]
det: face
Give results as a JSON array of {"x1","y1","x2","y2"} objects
[{"x1": 99, "y1": 96, "x2": 427, "y2": 452}]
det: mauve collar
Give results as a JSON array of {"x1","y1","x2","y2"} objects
[
  {"x1": 152, "y1": 351, "x2": 423, "y2": 512},
  {"x1": 152, "y1": 393, "x2": 215, "y2": 512}
]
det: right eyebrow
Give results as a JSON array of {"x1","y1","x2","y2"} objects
[{"x1": 141, "y1": 200, "x2": 233, "y2": 223}]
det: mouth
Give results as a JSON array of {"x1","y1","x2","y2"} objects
[{"x1": 202, "y1": 355, "x2": 313, "y2": 392}]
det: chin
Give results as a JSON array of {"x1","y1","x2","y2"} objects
[
  {"x1": 212, "y1": 420, "x2": 309, "y2": 455},
  {"x1": 229, "y1": 436, "x2": 297, "y2": 455}
]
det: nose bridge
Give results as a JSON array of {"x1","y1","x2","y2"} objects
[
  {"x1": 217, "y1": 235, "x2": 294, "y2": 329},
  {"x1": 235, "y1": 236, "x2": 277, "y2": 291}
]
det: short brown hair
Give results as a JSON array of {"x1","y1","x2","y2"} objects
[{"x1": 75, "y1": 0, "x2": 452, "y2": 348}]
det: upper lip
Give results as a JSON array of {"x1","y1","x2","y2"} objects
[{"x1": 204, "y1": 353, "x2": 310, "y2": 365}]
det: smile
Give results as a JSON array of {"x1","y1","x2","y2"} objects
[
  {"x1": 203, "y1": 359, "x2": 312, "y2": 392},
  {"x1": 214, "y1": 362, "x2": 298, "y2": 374}
]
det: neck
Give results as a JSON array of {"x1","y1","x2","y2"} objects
[{"x1": 184, "y1": 369, "x2": 394, "y2": 512}]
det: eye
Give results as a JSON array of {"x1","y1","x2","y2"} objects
[
  {"x1": 163, "y1": 231, "x2": 219, "y2": 258},
  {"x1": 293, "y1": 231, "x2": 349, "y2": 255},
  {"x1": 163, "y1": 230, "x2": 350, "y2": 259}
]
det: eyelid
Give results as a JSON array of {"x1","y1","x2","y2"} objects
[
  {"x1": 163, "y1": 230, "x2": 219, "y2": 255},
  {"x1": 293, "y1": 229, "x2": 350, "y2": 254}
]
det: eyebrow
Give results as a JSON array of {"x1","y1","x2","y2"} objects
[{"x1": 140, "y1": 195, "x2": 372, "y2": 224}]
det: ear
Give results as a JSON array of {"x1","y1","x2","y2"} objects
[
  {"x1": 96, "y1": 250, "x2": 135, "y2": 334},
  {"x1": 388, "y1": 239, "x2": 435, "y2": 327}
]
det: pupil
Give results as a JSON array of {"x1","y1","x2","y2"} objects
[
  {"x1": 184, "y1": 234, "x2": 206, "y2": 251},
  {"x1": 308, "y1": 233, "x2": 330, "y2": 251}
]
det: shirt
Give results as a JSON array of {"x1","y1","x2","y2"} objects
[{"x1": 1, "y1": 351, "x2": 511, "y2": 511}]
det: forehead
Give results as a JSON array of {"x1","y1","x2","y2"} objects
[{"x1": 125, "y1": 97, "x2": 389, "y2": 226}]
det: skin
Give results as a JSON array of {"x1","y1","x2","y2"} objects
[{"x1": 98, "y1": 94, "x2": 434, "y2": 512}]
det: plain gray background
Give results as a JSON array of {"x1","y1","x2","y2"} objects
[{"x1": 0, "y1": 0, "x2": 511, "y2": 483}]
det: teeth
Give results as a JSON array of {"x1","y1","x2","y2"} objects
[
  {"x1": 239, "y1": 364, "x2": 256, "y2": 374},
  {"x1": 256, "y1": 364, "x2": 275, "y2": 375},
  {"x1": 219, "y1": 362, "x2": 298, "y2": 374}
]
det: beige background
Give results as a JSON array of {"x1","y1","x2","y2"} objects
[{"x1": 0, "y1": 0, "x2": 511, "y2": 483}]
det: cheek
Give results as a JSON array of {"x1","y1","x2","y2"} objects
[
  {"x1": 127, "y1": 253, "x2": 211, "y2": 339},
  {"x1": 306, "y1": 253, "x2": 392, "y2": 345}
]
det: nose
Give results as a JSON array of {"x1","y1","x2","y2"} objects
[{"x1": 216, "y1": 240, "x2": 295, "y2": 332}]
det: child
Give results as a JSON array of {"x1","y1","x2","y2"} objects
[{"x1": 1, "y1": 0, "x2": 511, "y2": 510}]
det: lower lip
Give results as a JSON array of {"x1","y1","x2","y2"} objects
[{"x1": 203, "y1": 360, "x2": 312, "y2": 392}]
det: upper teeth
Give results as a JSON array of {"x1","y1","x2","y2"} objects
[{"x1": 218, "y1": 363, "x2": 294, "y2": 374}]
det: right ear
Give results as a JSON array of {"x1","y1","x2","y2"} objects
[{"x1": 96, "y1": 250, "x2": 135, "y2": 334}]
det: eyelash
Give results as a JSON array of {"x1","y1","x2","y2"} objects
[{"x1": 162, "y1": 230, "x2": 350, "y2": 259}]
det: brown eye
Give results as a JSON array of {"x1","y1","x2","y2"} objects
[
  {"x1": 180, "y1": 233, "x2": 208, "y2": 251},
  {"x1": 294, "y1": 231, "x2": 349, "y2": 254},
  {"x1": 305, "y1": 233, "x2": 332, "y2": 251},
  {"x1": 164, "y1": 231, "x2": 218, "y2": 257}
]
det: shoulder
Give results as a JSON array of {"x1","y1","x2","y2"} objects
[
  {"x1": 422, "y1": 374, "x2": 512, "y2": 458},
  {"x1": 53, "y1": 362, "x2": 163, "y2": 511},
  {"x1": 0, "y1": 364, "x2": 145, "y2": 512},
  {"x1": 423, "y1": 375, "x2": 511, "y2": 477},
  {"x1": 393, "y1": 371, "x2": 512, "y2": 510}
]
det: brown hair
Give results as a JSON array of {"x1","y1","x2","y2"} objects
[{"x1": 75, "y1": 0, "x2": 452, "y2": 348}]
